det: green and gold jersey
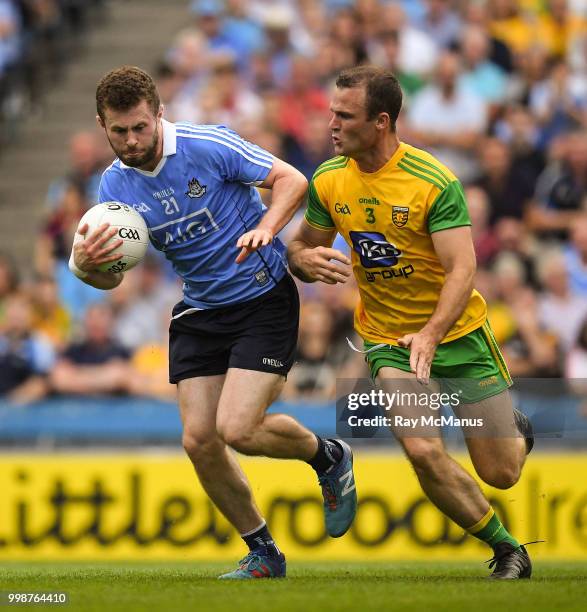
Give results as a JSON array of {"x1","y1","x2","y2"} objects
[{"x1": 305, "y1": 142, "x2": 487, "y2": 345}]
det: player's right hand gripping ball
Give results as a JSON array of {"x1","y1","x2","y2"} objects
[{"x1": 78, "y1": 202, "x2": 149, "y2": 273}]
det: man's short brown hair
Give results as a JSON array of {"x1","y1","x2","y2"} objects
[
  {"x1": 335, "y1": 65, "x2": 403, "y2": 131},
  {"x1": 96, "y1": 66, "x2": 160, "y2": 121}
]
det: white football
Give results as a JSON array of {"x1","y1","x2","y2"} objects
[{"x1": 78, "y1": 202, "x2": 149, "y2": 273}]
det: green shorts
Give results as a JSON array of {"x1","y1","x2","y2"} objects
[{"x1": 365, "y1": 321, "x2": 512, "y2": 404}]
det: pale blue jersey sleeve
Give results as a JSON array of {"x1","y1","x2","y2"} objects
[
  {"x1": 98, "y1": 168, "x2": 120, "y2": 203},
  {"x1": 175, "y1": 123, "x2": 274, "y2": 187}
]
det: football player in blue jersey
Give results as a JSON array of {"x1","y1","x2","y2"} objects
[{"x1": 68, "y1": 66, "x2": 357, "y2": 579}]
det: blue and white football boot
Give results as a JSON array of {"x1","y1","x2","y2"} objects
[
  {"x1": 218, "y1": 546, "x2": 286, "y2": 580},
  {"x1": 317, "y1": 440, "x2": 357, "y2": 537}
]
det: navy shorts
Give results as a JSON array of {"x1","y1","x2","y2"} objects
[{"x1": 169, "y1": 274, "x2": 299, "y2": 382}]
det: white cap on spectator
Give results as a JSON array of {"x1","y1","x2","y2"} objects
[{"x1": 262, "y1": 5, "x2": 294, "y2": 30}]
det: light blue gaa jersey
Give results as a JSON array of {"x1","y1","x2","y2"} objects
[{"x1": 98, "y1": 120, "x2": 287, "y2": 309}]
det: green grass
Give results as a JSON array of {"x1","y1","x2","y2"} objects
[{"x1": 0, "y1": 561, "x2": 585, "y2": 612}]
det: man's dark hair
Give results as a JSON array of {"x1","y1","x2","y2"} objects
[
  {"x1": 96, "y1": 66, "x2": 160, "y2": 121},
  {"x1": 335, "y1": 65, "x2": 403, "y2": 131}
]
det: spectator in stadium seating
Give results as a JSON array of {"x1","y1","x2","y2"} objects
[
  {"x1": 165, "y1": 29, "x2": 209, "y2": 84},
  {"x1": 537, "y1": 247, "x2": 587, "y2": 352},
  {"x1": 0, "y1": 251, "x2": 19, "y2": 329},
  {"x1": 298, "y1": 0, "x2": 327, "y2": 40},
  {"x1": 354, "y1": 0, "x2": 381, "y2": 39},
  {"x1": 45, "y1": 131, "x2": 106, "y2": 209},
  {"x1": 504, "y1": 45, "x2": 549, "y2": 109},
  {"x1": 486, "y1": 252, "x2": 527, "y2": 345},
  {"x1": 564, "y1": 315, "x2": 587, "y2": 417},
  {"x1": 190, "y1": 0, "x2": 235, "y2": 56},
  {"x1": 37, "y1": 180, "x2": 86, "y2": 277},
  {"x1": 312, "y1": 36, "x2": 355, "y2": 88},
  {"x1": 36, "y1": 180, "x2": 105, "y2": 320},
  {"x1": 368, "y1": 29, "x2": 425, "y2": 101},
  {"x1": 0, "y1": 293, "x2": 55, "y2": 404},
  {"x1": 465, "y1": 186, "x2": 499, "y2": 267},
  {"x1": 563, "y1": 213, "x2": 587, "y2": 296},
  {"x1": 377, "y1": 2, "x2": 437, "y2": 77},
  {"x1": 111, "y1": 254, "x2": 180, "y2": 351},
  {"x1": 488, "y1": 0, "x2": 537, "y2": 57},
  {"x1": 277, "y1": 55, "x2": 329, "y2": 143},
  {"x1": 330, "y1": 6, "x2": 368, "y2": 66},
  {"x1": 407, "y1": 50, "x2": 487, "y2": 181},
  {"x1": 124, "y1": 312, "x2": 176, "y2": 401},
  {"x1": 415, "y1": 0, "x2": 462, "y2": 49},
  {"x1": 153, "y1": 62, "x2": 185, "y2": 109},
  {"x1": 565, "y1": 318, "x2": 587, "y2": 392},
  {"x1": 568, "y1": 22, "x2": 587, "y2": 75},
  {"x1": 0, "y1": 0, "x2": 21, "y2": 78},
  {"x1": 247, "y1": 50, "x2": 277, "y2": 92},
  {"x1": 267, "y1": 0, "x2": 316, "y2": 58},
  {"x1": 529, "y1": 59, "x2": 587, "y2": 146},
  {"x1": 501, "y1": 286, "x2": 561, "y2": 377},
  {"x1": 163, "y1": 30, "x2": 210, "y2": 121},
  {"x1": 492, "y1": 217, "x2": 540, "y2": 288},
  {"x1": 50, "y1": 302, "x2": 131, "y2": 396},
  {"x1": 493, "y1": 105, "x2": 546, "y2": 185},
  {"x1": 282, "y1": 301, "x2": 337, "y2": 400},
  {"x1": 283, "y1": 110, "x2": 335, "y2": 181},
  {"x1": 462, "y1": 0, "x2": 513, "y2": 73},
  {"x1": 488, "y1": 256, "x2": 560, "y2": 377},
  {"x1": 530, "y1": 129, "x2": 568, "y2": 210},
  {"x1": 260, "y1": 4, "x2": 297, "y2": 89},
  {"x1": 473, "y1": 137, "x2": 536, "y2": 225},
  {"x1": 527, "y1": 131, "x2": 587, "y2": 237},
  {"x1": 459, "y1": 24, "x2": 508, "y2": 106},
  {"x1": 223, "y1": 0, "x2": 265, "y2": 62},
  {"x1": 178, "y1": 52, "x2": 264, "y2": 129},
  {"x1": 29, "y1": 275, "x2": 72, "y2": 351},
  {"x1": 539, "y1": 0, "x2": 587, "y2": 59}
]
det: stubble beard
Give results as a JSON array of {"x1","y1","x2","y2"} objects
[{"x1": 110, "y1": 126, "x2": 159, "y2": 169}]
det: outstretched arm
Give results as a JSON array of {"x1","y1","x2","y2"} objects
[
  {"x1": 287, "y1": 219, "x2": 351, "y2": 284},
  {"x1": 235, "y1": 158, "x2": 308, "y2": 264}
]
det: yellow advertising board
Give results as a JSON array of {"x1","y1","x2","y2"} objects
[{"x1": 0, "y1": 452, "x2": 586, "y2": 560}]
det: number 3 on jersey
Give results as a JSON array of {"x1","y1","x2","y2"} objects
[{"x1": 365, "y1": 207, "x2": 376, "y2": 224}]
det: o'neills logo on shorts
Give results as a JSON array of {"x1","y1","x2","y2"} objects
[{"x1": 263, "y1": 358, "x2": 284, "y2": 368}]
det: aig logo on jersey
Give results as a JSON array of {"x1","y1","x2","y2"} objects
[
  {"x1": 392, "y1": 206, "x2": 409, "y2": 227},
  {"x1": 186, "y1": 177, "x2": 207, "y2": 198}
]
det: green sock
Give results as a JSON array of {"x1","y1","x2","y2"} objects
[{"x1": 467, "y1": 507, "x2": 520, "y2": 551}]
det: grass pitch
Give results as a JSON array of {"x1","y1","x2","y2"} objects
[{"x1": 1, "y1": 561, "x2": 585, "y2": 612}]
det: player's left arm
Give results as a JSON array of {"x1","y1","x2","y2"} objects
[{"x1": 236, "y1": 158, "x2": 308, "y2": 263}]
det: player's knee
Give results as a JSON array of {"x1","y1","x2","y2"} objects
[
  {"x1": 216, "y1": 421, "x2": 255, "y2": 453},
  {"x1": 402, "y1": 438, "x2": 447, "y2": 478},
  {"x1": 182, "y1": 429, "x2": 223, "y2": 461},
  {"x1": 478, "y1": 463, "x2": 521, "y2": 489}
]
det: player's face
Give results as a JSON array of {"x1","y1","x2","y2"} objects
[
  {"x1": 328, "y1": 86, "x2": 378, "y2": 157},
  {"x1": 99, "y1": 100, "x2": 163, "y2": 171}
]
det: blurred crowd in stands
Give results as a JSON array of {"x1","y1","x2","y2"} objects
[
  {"x1": 1, "y1": 0, "x2": 587, "y2": 406},
  {"x1": 0, "y1": 0, "x2": 106, "y2": 146}
]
